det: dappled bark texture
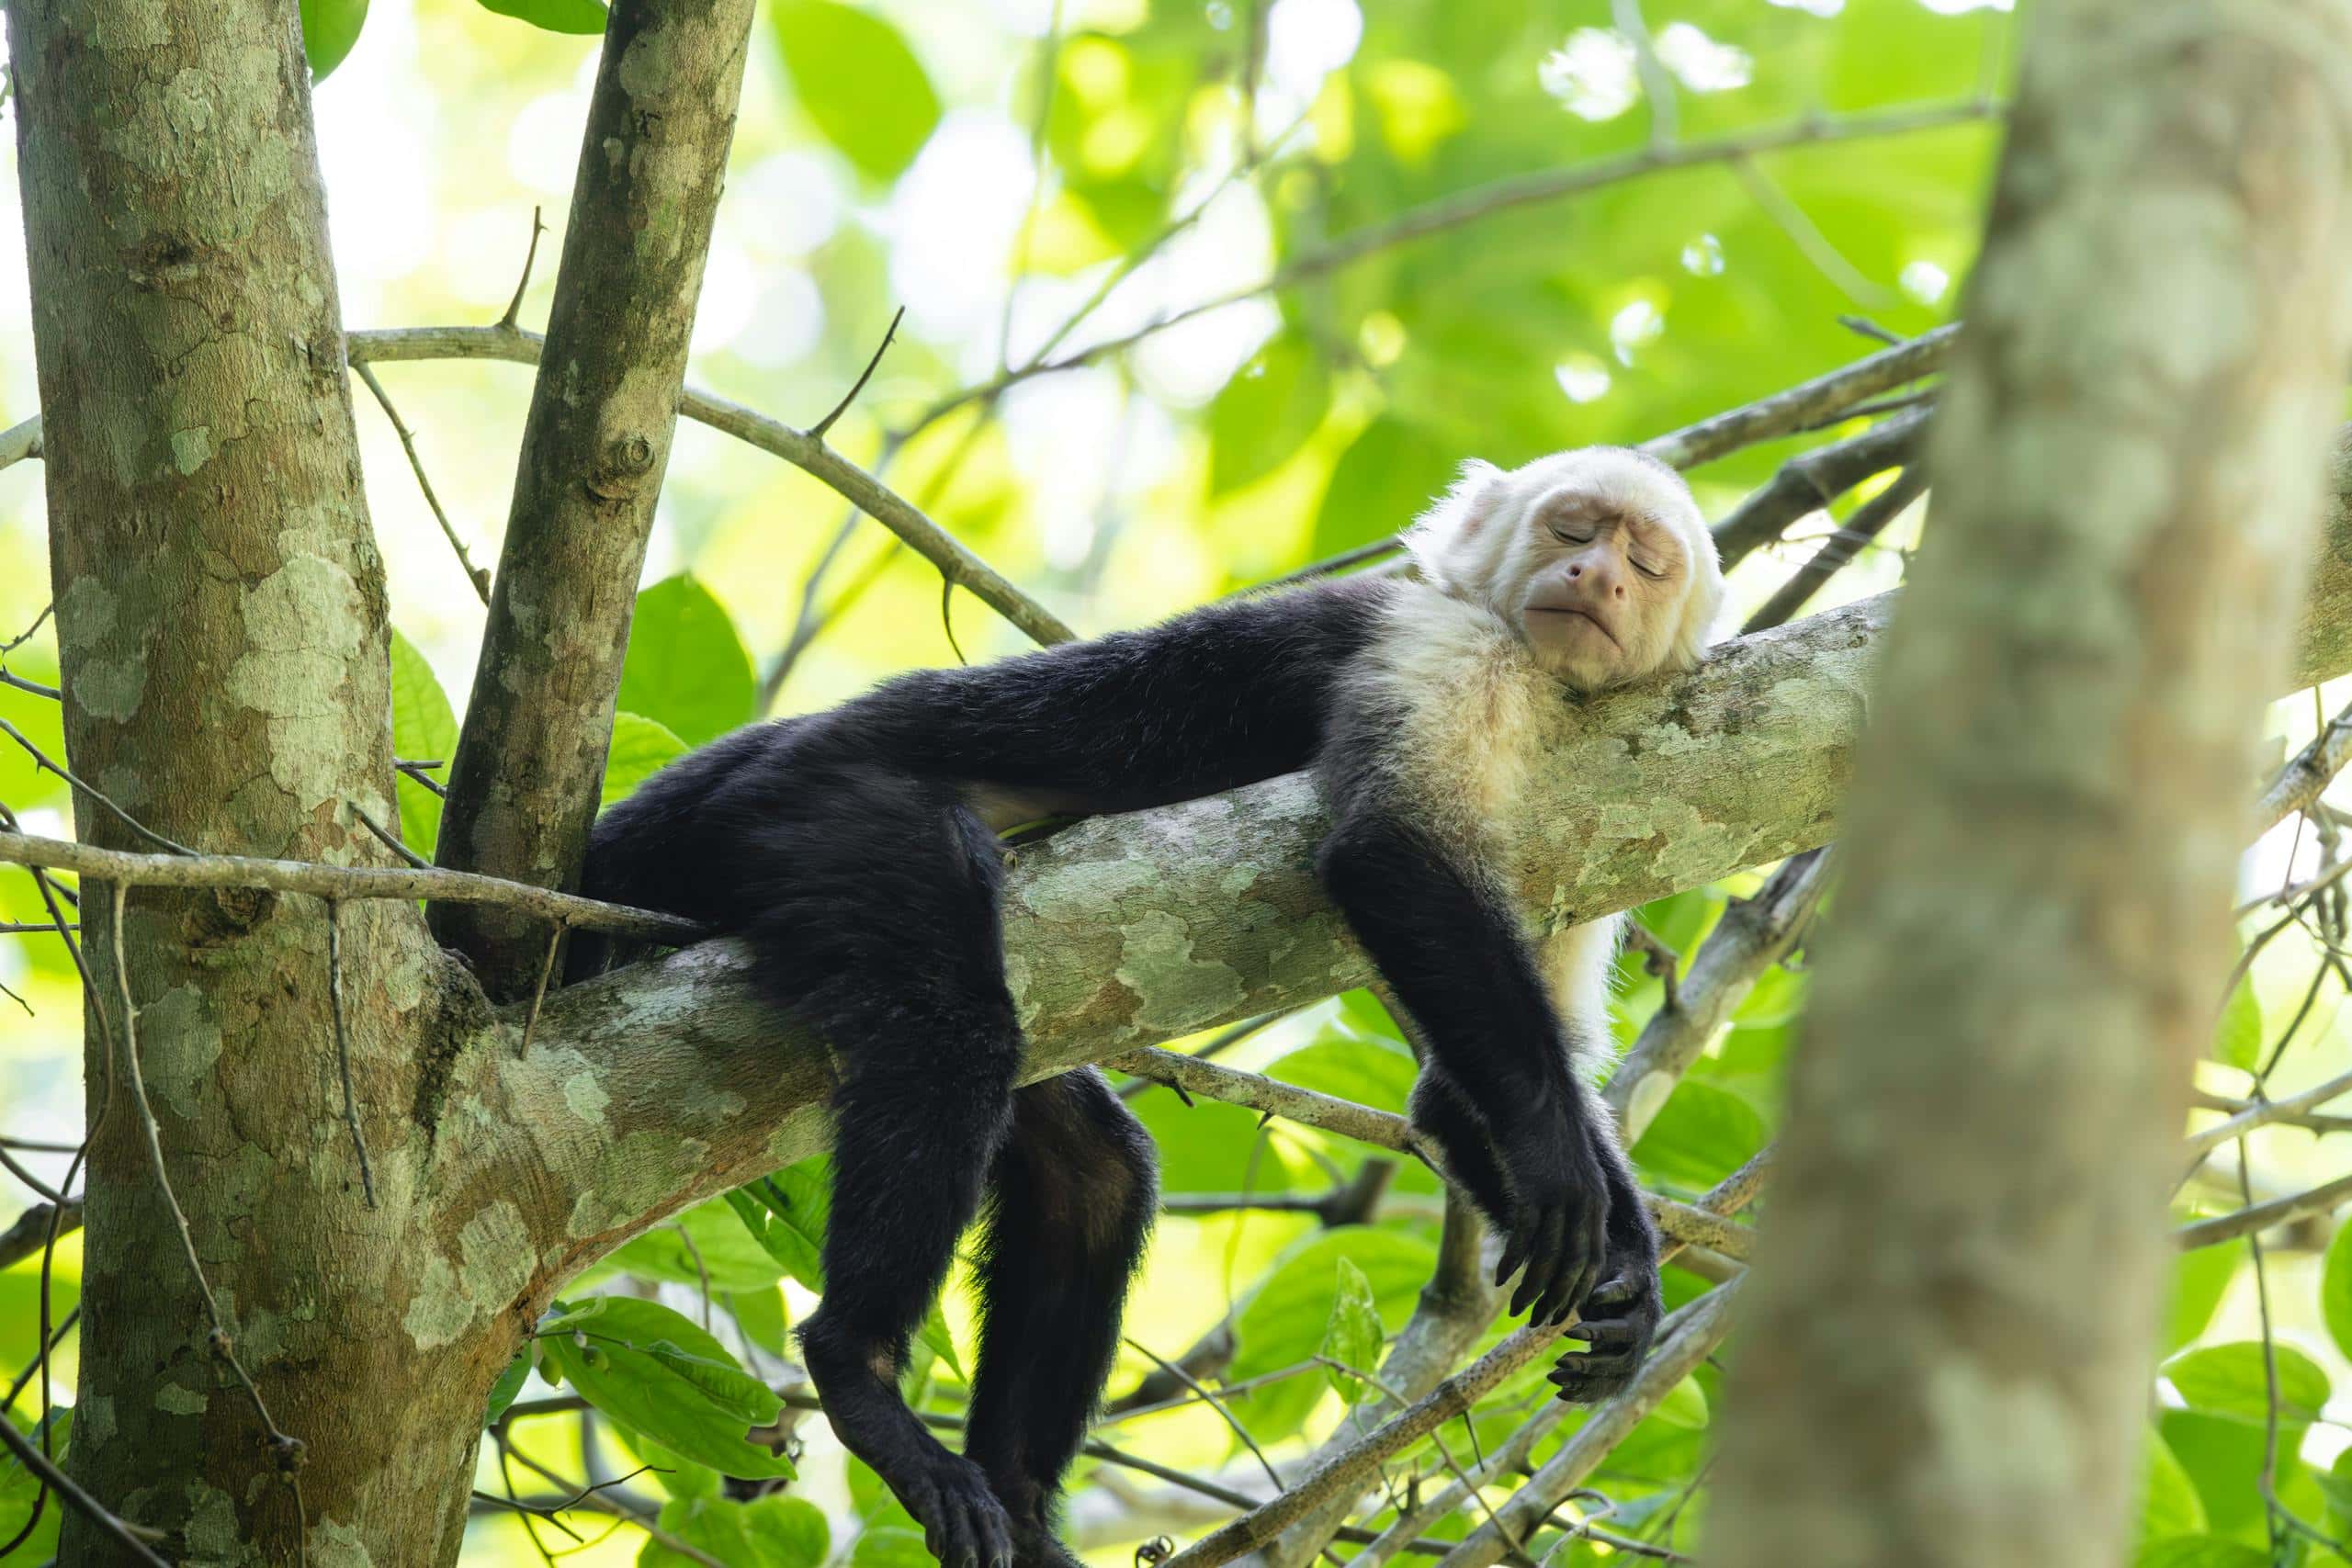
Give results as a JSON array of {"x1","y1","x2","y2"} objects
[
  {"x1": 1705, "y1": 5, "x2": 2352, "y2": 1566},
  {"x1": 431, "y1": 0, "x2": 756, "y2": 996},
  {"x1": 9, "y1": 2, "x2": 482, "y2": 1562}
]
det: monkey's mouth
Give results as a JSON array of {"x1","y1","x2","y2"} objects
[{"x1": 1526, "y1": 606, "x2": 1619, "y2": 649}]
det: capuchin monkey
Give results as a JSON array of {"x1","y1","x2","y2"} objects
[{"x1": 577, "y1": 446, "x2": 1725, "y2": 1568}]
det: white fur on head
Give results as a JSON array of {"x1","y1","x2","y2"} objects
[{"x1": 1404, "y1": 446, "x2": 1725, "y2": 681}]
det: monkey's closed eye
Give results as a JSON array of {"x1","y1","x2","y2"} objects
[{"x1": 1550, "y1": 524, "x2": 1596, "y2": 545}]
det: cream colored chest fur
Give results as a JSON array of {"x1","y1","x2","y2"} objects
[{"x1": 1346, "y1": 584, "x2": 1625, "y2": 1067}]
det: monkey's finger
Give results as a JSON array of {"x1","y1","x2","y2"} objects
[
  {"x1": 978, "y1": 1502, "x2": 1014, "y2": 1568},
  {"x1": 1494, "y1": 1215, "x2": 1534, "y2": 1290},
  {"x1": 1508, "y1": 1208, "x2": 1566, "y2": 1317},
  {"x1": 1582, "y1": 1272, "x2": 1641, "y2": 1312},
  {"x1": 1562, "y1": 1316, "x2": 1645, "y2": 1348}
]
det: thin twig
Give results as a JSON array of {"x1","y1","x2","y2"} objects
[
  {"x1": 0, "y1": 668, "x2": 58, "y2": 700},
  {"x1": 0, "y1": 1199, "x2": 80, "y2": 1273},
  {"x1": 326, "y1": 899, "x2": 376, "y2": 1207},
  {"x1": 346, "y1": 324, "x2": 1078, "y2": 649},
  {"x1": 354, "y1": 361, "x2": 491, "y2": 604},
  {"x1": 935, "y1": 100, "x2": 1994, "y2": 419},
  {"x1": 809, "y1": 306, "x2": 906, "y2": 442},
  {"x1": 0, "y1": 829, "x2": 701, "y2": 944},
  {"x1": 498, "y1": 205, "x2": 548, "y2": 332},
  {"x1": 519, "y1": 920, "x2": 563, "y2": 1056},
  {"x1": 109, "y1": 883, "x2": 311, "y2": 1547},
  {"x1": 355, "y1": 804, "x2": 431, "y2": 871},
  {"x1": 1126, "y1": 1337, "x2": 1287, "y2": 1495},
  {"x1": 0, "y1": 1404, "x2": 171, "y2": 1565},
  {"x1": 0, "y1": 716, "x2": 195, "y2": 855},
  {"x1": 1743, "y1": 466, "x2": 1929, "y2": 634}
]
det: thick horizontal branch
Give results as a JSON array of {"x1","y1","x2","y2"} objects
[{"x1": 463, "y1": 431, "x2": 2352, "y2": 1278}]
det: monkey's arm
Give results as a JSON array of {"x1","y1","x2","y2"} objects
[{"x1": 1315, "y1": 807, "x2": 1613, "y2": 1328}]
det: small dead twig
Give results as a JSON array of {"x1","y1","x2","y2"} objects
[
  {"x1": 354, "y1": 361, "x2": 491, "y2": 604},
  {"x1": 497, "y1": 205, "x2": 548, "y2": 332},
  {"x1": 808, "y1": 305, "x2": 906, "y2": 443}
]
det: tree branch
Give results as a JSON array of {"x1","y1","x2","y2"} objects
[
  {"x1": 349, "y1": 324, "x2": 1077, "y2": 649},
  {"x1": 429, "y1": 0, "x2": 757, "y2": 995},
  {"x1": 454, "y1": 435, "x2": 2352, "y2": 1281}
]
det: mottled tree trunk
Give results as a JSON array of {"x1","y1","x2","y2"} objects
[
  {"x1": 10, "y1": 2, "x2": 494, "y2": 1562},
  {"x1": 1706, "y1": 5, "x2": 2352, "y2": 1566},
  {"x1": 431, "y1": 0, "x2": 755, "y2": 997}
]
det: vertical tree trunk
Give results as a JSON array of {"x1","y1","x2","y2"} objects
[
  {"x1": 1705, "y1": 5, "x2": 2352, "y2": 1566},
  {"x1": 431, "y1": 0, "x2": 755, "y2": 996},
  {"x1": 10, "y1": 3, "x2": 492, "y2": 1561}
]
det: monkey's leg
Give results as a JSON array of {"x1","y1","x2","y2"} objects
[
  {"x1": 1406, "y1": 1065, "x2": 1514, "y2": 1225},
  {"x1": 756, "y1": 781, "x2": 1023, "y2": 1568},
  {"x1": 966, "y1": 1069, "x2": 1157, "y2": 1566},
  {"x1": 1318, "y1": 807, "x2": 1611, "y2": 1328}
]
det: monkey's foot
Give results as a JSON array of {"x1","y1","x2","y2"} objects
[
  {"x1": 1545, "y1": 1268, "x2": 1661, "y2": 1404},
  {"x1": 893, "y1": 1452, "x2": 1015, "y2": 1568}
]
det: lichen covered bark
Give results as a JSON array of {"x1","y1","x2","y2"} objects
[
  {"x1": 430, "y1": 0, "x2": 756, "y2": 997},
  {"x1": 9, "y1": 1, "x2": 488, "y2": 1561},
  {"x1": 1705, "y1": 6, "x2": 2352, "y2": 1566}
]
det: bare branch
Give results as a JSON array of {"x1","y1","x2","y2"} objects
[
  {"x1": 1606, "y1": 852, "x2": 1831, "y2": 1142},
  {"x1": 1742, "y1": 467, "x2": 1928, "y2": 634},
  {"x1": 810, "y1": 306, "x2": 906, "y2": 442},
  {"x1": 353, "y1": 361, "x2": 492, "y2": 605},
  {"x1": 0, "y1": 829, "x2": 702, "y2": 944},
  {"x1": 430, "y1": 0, "x2": 758, "y2": 994},
  {"x1": 937, "y1": 101, "x2": 1993, "y2": 416},
  {"x1": 346, "y1": 325, "x2": 1078, "y2": 649},
  {"x1": 2176, "y1": 1170, "x2": 2352, "y2": 1250},
  {"x1": 0, "y1": 1200, "x2": 80, "y2": 1273},
  {"x1": 1712, "y1": 409, "x2": 1930, "y2": 570}
]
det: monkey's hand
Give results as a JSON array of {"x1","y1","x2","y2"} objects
[
  {"x1": 1489, "y1": 1102, "x2": 1612, "y2": 1328},
  {"x1": 1546, "y1": 1250, "x2": 1662, "y2": 1403}
]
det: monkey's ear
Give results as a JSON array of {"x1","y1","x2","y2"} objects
[{"x1": 1403, "y1": 458, "x2": 1507, "y2": 587}]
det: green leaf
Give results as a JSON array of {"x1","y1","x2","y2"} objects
[
  {"x1": 1227, "y1": 1227, "x2": 1436, "y2": 1440},
  {"x1": 1309, "y1": 415, "x2": 1457, "y2": 560},
  {"x1": 540, "y1": 1298, "x2": 794, "y2": 1479},
  {"x1": 641, "y1": 1494, "x2": 830, "y2": 1568},
  {"x1": 603, "y1": 713, "x2": 686, "y2": 810},
  {"x1": 1267, "y1": 1033, "x2": 1419, "y2": 1116},
  {"x1": 2163, "y1": 1341, "x2": 2331, "y2": 1427},
  {"x1": 725, "y1": 1285, "x2": 790, "y2": 1359},
  {"x1": 476, "y1": 0, "x2": 607, "y2": 35},
  {"x1": 729, "y1": 1159, "x2": 831, "y2": 1292},
  {"x1": 2162, "y1": 1244, "x2": 2238, "y2": 1354},
  {"x1": 850, "y1": 1526, "x2": 935, "y2": 1568},
  {"x1": 483, "y1": 1349, "x2": 531, "y2": 1429},
  {"x1": 2211, "y1": 975, "x2": 2262, "y2": 1073},
  {"x1": 2141, "y1": 1427, "x2": 2209, "y2": 1543},
  {"x1": 389, "y1": 628, "x2": 457, "y2": 858},
  {"x1": 914, "y1": 1298, "x2": 965, "y2": 1382},
  {"x1": 2135, "y1": 1539, "x2": 2268, "y2": 1568},
  {"x1": 771, "y1": 2, "x2": 943, "y2": 184},
  {"x1": 300, "y1": 0, "x2": 368, "y2": 77},
  {"x1": 608, "y1": 1198, "x2": 790, "y2": 1292},
  {"x1": 2323, "y1": 1219, "x2": 2352, "y2": 1363},
  {"x1": 0, "y1": 1406, "x2": 66, "y2": 1562},
  {"x1": 1210, "y1": 332, "x2": 1330, "y2": 497},
  {"x1": 616, "y1": 575, "x2": 756, "y2": 747},
  {"x1": 1649, "y1": 1371, "x2": 1709, "y2": 1430},
  {"x1": 1319, "y1": 1258, "x2": 1385, "y2": 1404},
  {"x1": 1629, "y1": 1079, "x2": 1770, "y2": 1190}
]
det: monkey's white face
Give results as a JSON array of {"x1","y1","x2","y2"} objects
[{"x1": 1406, "y1": 448, "x2": 1724, "y2": 692}]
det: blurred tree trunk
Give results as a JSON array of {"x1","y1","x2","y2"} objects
[
  {"x1": 1706, "y1": 5, "x2": 2352, "y2": 1567},
  {"x1": 9, "y1": 2, "x2": 492, "y2": 1562}
]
